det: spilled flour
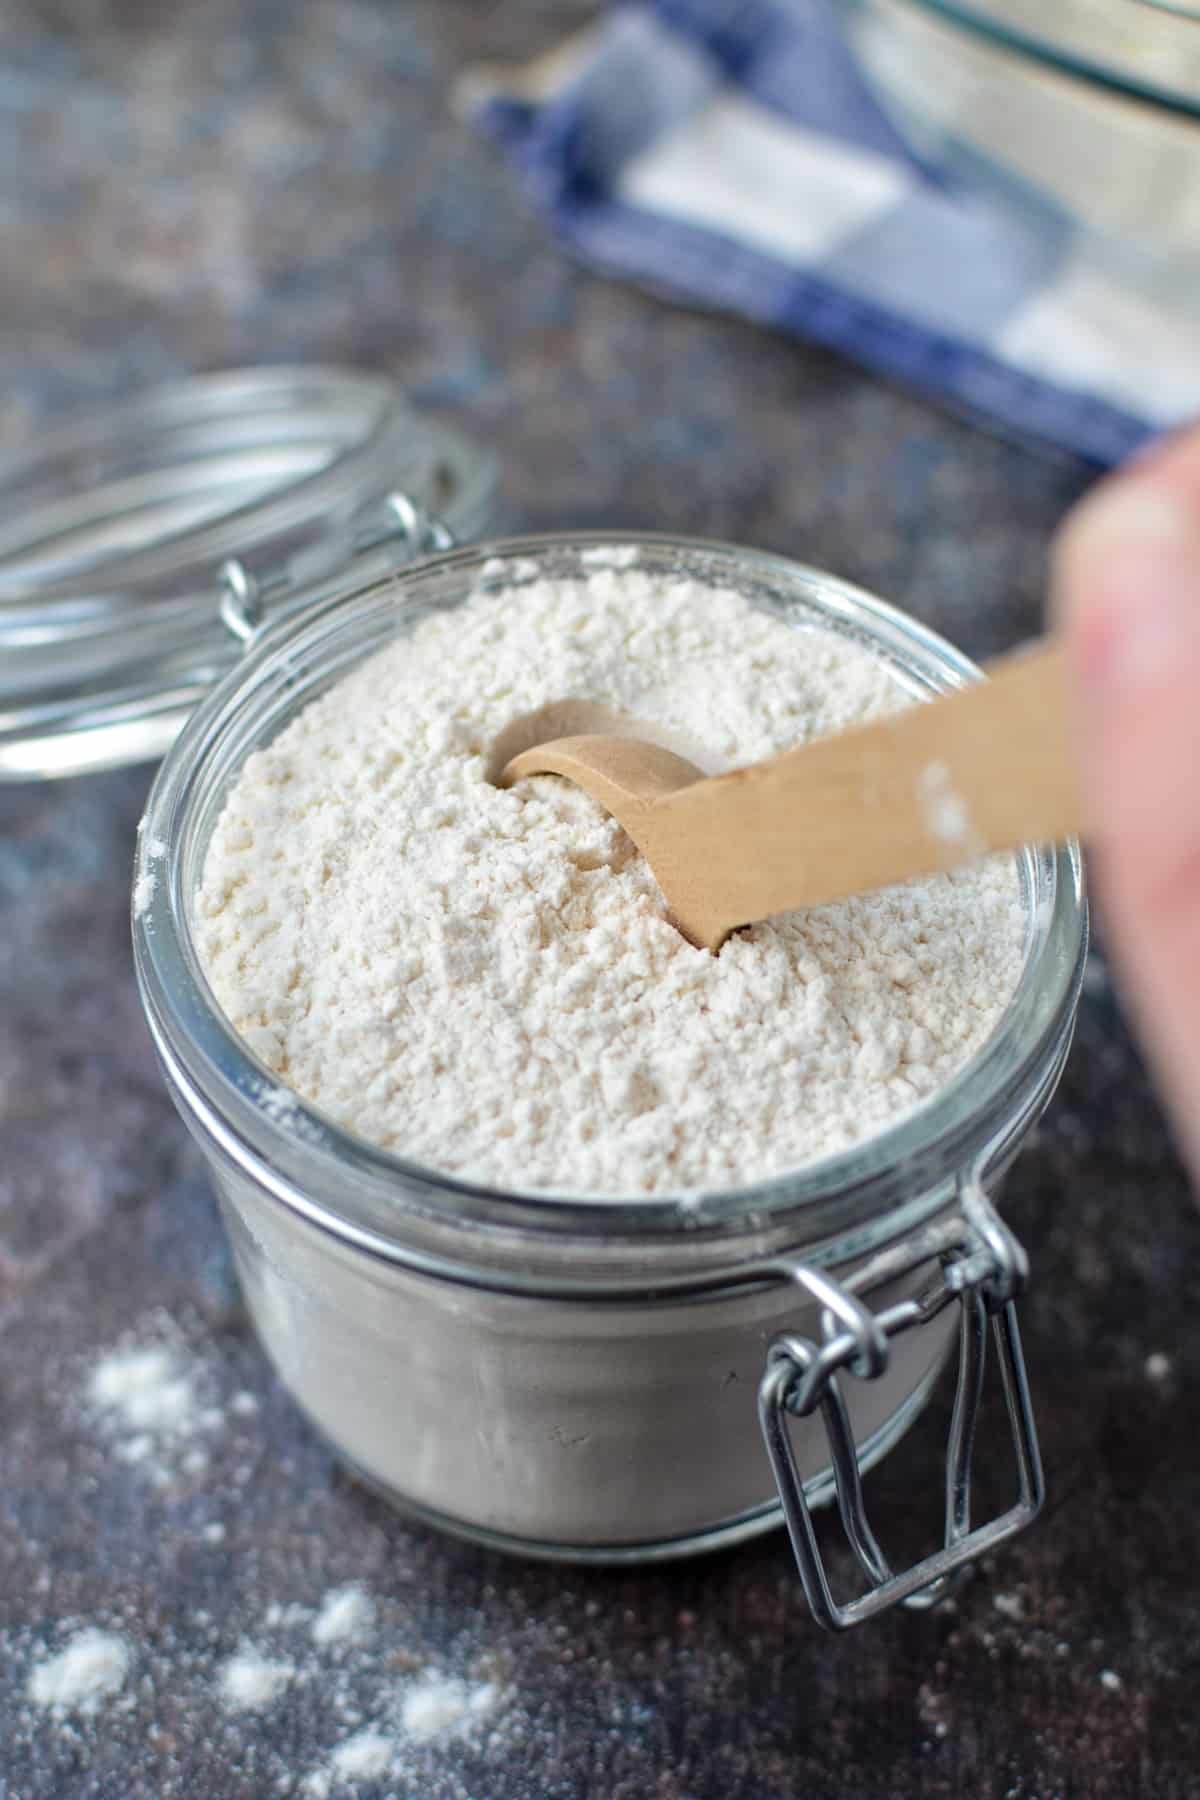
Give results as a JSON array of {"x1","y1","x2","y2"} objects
[
  {"x1": 89, "y1": 1345, "x2": 196, "y2": 1437},
  {"x1": 20, "y1": 1392, "x2": 510, "y2": 1794},
  {"x1": 400, "y1": 1672, "x2": 499, "y2": 1743},
  {"x1": 218, "y1": 1646, "x2": 296, "y2": 1713},
  {"x1": 84, "y1": 1315, "x2": 226, "y2": 1486},
  {"x1": 310, "y1": 1586, "x2": 374, "y2": 1648},
  {"x1": 22, "y1": 1585, "x2": 506, "y2": 1797},
  {"x1": 301, "y1": 1675, "x2": 499, "y2": 1796},
  {"x1": 197, "y1": 563, "x2": 1026, "y2": 1194},
  {"x1": 28, "y1": 1630, "x2": 131, "y2": 1716}
]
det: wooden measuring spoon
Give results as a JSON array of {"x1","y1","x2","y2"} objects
[{"x1": 500, "y1": 639, "x2": 1080, "y2": 951}]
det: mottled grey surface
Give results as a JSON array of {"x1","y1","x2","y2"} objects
[{"x1": 2, "y1": 3, "x2": 1200, "y2": 1797}]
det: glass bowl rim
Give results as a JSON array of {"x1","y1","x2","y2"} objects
[{"x1": 834, "y1": 0, "x2": 1200, "y2": 120}]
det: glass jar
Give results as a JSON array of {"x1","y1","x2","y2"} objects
[
  {"x1": 2, "y1": 369, "x2": 1086, "y2": 1630},
  {"x1": 131, "y1": 532, "x2": 1086, "y2": 1632}
]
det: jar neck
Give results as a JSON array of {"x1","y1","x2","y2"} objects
[{"x1": 132, "y1": 534, "x2": 1087, "y2": 1291}]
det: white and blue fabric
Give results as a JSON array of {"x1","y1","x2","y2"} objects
[{"x1": 467, "y1": 0, "x2": 1199, "y2": 466}]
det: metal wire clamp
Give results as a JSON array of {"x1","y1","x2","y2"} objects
[
  {"x1": 218, "y1": 491, "x2": 456, "y2": 646},
  {"x1": 758, "y1": 1185, "x2": 1043, "y2": 1631}
]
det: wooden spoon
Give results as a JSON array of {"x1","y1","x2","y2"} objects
[{"x1": 500, "y1": 639, "x2": 1079, "y2": 951}]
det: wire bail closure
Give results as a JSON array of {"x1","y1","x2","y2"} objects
[
  {"x1": 218, "y1": 491, "x2": 456, "y2": 647},
  {"x1": 758, "y1": 1184, "x2": 1043, "y2": 1631}
]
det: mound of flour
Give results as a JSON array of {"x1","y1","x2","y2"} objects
[{"x1": 197, "y1": 564, "x2": 1024, "y2": 1195}]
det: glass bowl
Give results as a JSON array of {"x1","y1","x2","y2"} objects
[{"x1": 833, "y1": 0, "x2": 1200, "y2": 294}]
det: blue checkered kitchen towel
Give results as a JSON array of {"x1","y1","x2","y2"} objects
[{"x1": 465, "y1": 0, "x2": 1199, "y2": 466}]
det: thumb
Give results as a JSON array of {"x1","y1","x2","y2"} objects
[{"x1": 1053, "y1": 464, "x2": 1200, "y2": 1187}]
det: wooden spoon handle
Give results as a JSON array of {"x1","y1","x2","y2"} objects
[{"x1": 657, "y1": 640, "x2": 1080, "y2": 927}]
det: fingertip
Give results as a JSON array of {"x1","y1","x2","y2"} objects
[{"x1": 1050, "y1": 477, "x2": 1200, "y2": 696}]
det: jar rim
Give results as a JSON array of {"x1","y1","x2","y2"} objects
[{"x1": 133, "y1": 531, "x2": 1087, "y2": 1272}]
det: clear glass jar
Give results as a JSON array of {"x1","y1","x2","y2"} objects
[{"x1": 131, "y1": 532, "x2": 1087, "y2": 1630}]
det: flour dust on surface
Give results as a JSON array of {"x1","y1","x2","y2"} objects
[{"x1": 15, "y1": 1313, "x2": 511, "y2": 1793}]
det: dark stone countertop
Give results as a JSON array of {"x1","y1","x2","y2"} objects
[{"x1": 3, "y1": 3, "x2": 1199, "y2": 1796}]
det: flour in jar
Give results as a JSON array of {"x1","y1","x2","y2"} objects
[{"x1": 196, "y1": 562, "x2": 1025, "y2": 1195}]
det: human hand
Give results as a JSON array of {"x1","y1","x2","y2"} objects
[{"x1": 1053, "y1": 427, "x2": 1200, "y2": 1186}]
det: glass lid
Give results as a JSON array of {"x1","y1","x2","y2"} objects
[
  {"x1": 897, "y1": 0, "x2": 1200, "y2": 113},
  {"x1": 0, "y1": 366, "x2": 496, "y2": 780}
]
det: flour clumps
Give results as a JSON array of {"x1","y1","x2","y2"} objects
[
  {"x1": 197, "y1": 565, "x2": 1026, "y2": 1195},
  {"x1": 28, "y1": 1629, "x2": 131, "y2": 1715},
  {"x1": 88, "y1": 1345, "x2": 195, "y2": 1435},
  {"x1": 300, "y1": 1727, "x2": 401, "y2": 1795},
  {"x1": 83, "y1": 1320, "x2": 230, "y2": 1486},
  {"x1": 218, "y1": 1646, "x2": 295, "y2": 1712},
  {"x1": 400, "y1": 1673, "x2": 498, "y2": 1742},
  {"x1": 311, "y1": 1585, "x2": 374, "y2": 1647}
]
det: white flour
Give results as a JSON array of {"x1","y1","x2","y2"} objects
[
  {"x1": 306, "y1": 1728, "x2": 394, "y2": 1792},
  {"x1": 300, "y1": 1678, "x2": 498, "y2": 1795},
  {"x1": 198, "y1": 566, "x2": 1025, "y2": 1195},
  {"x1": 89, "y1": 1345, "x2": 196, "y2": 1434},
  {"x1": 400, "y1": 1672, "x2": 498, "y2": 1742},
  {"x1": 311, "y1": 1585, "x2": 374, "y2": 1647},
  {"x1": 84, "y1": 1319, "x2": 226, "y2": 1486},
  {"x1": 28, "y1": 1629, "x2": 131, "y2": 1715},
  {"x1": 218, "y1": 1645, "x2": 295, "y2": 1712},
  {"x1": 21, "y1": 1333, "x2": 518, "y2": 1786},
  {"x1": 919, "y1": 759, "x2": 983, "y2": 853},
  {"x1": 19, "y1": 1590, "x2": 510, "y2": 1793}
]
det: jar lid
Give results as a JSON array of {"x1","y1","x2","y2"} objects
[{"x1": 0, "y1": 366, "x2": 497, "y2": 780}]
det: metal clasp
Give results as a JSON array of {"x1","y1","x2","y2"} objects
[
  {"x1": 218, "y1": 490, "x2": 456, "y2": 647},
  {"x1": 758, "y1": 1185, "x2": 1043, "y2": 1631}
]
